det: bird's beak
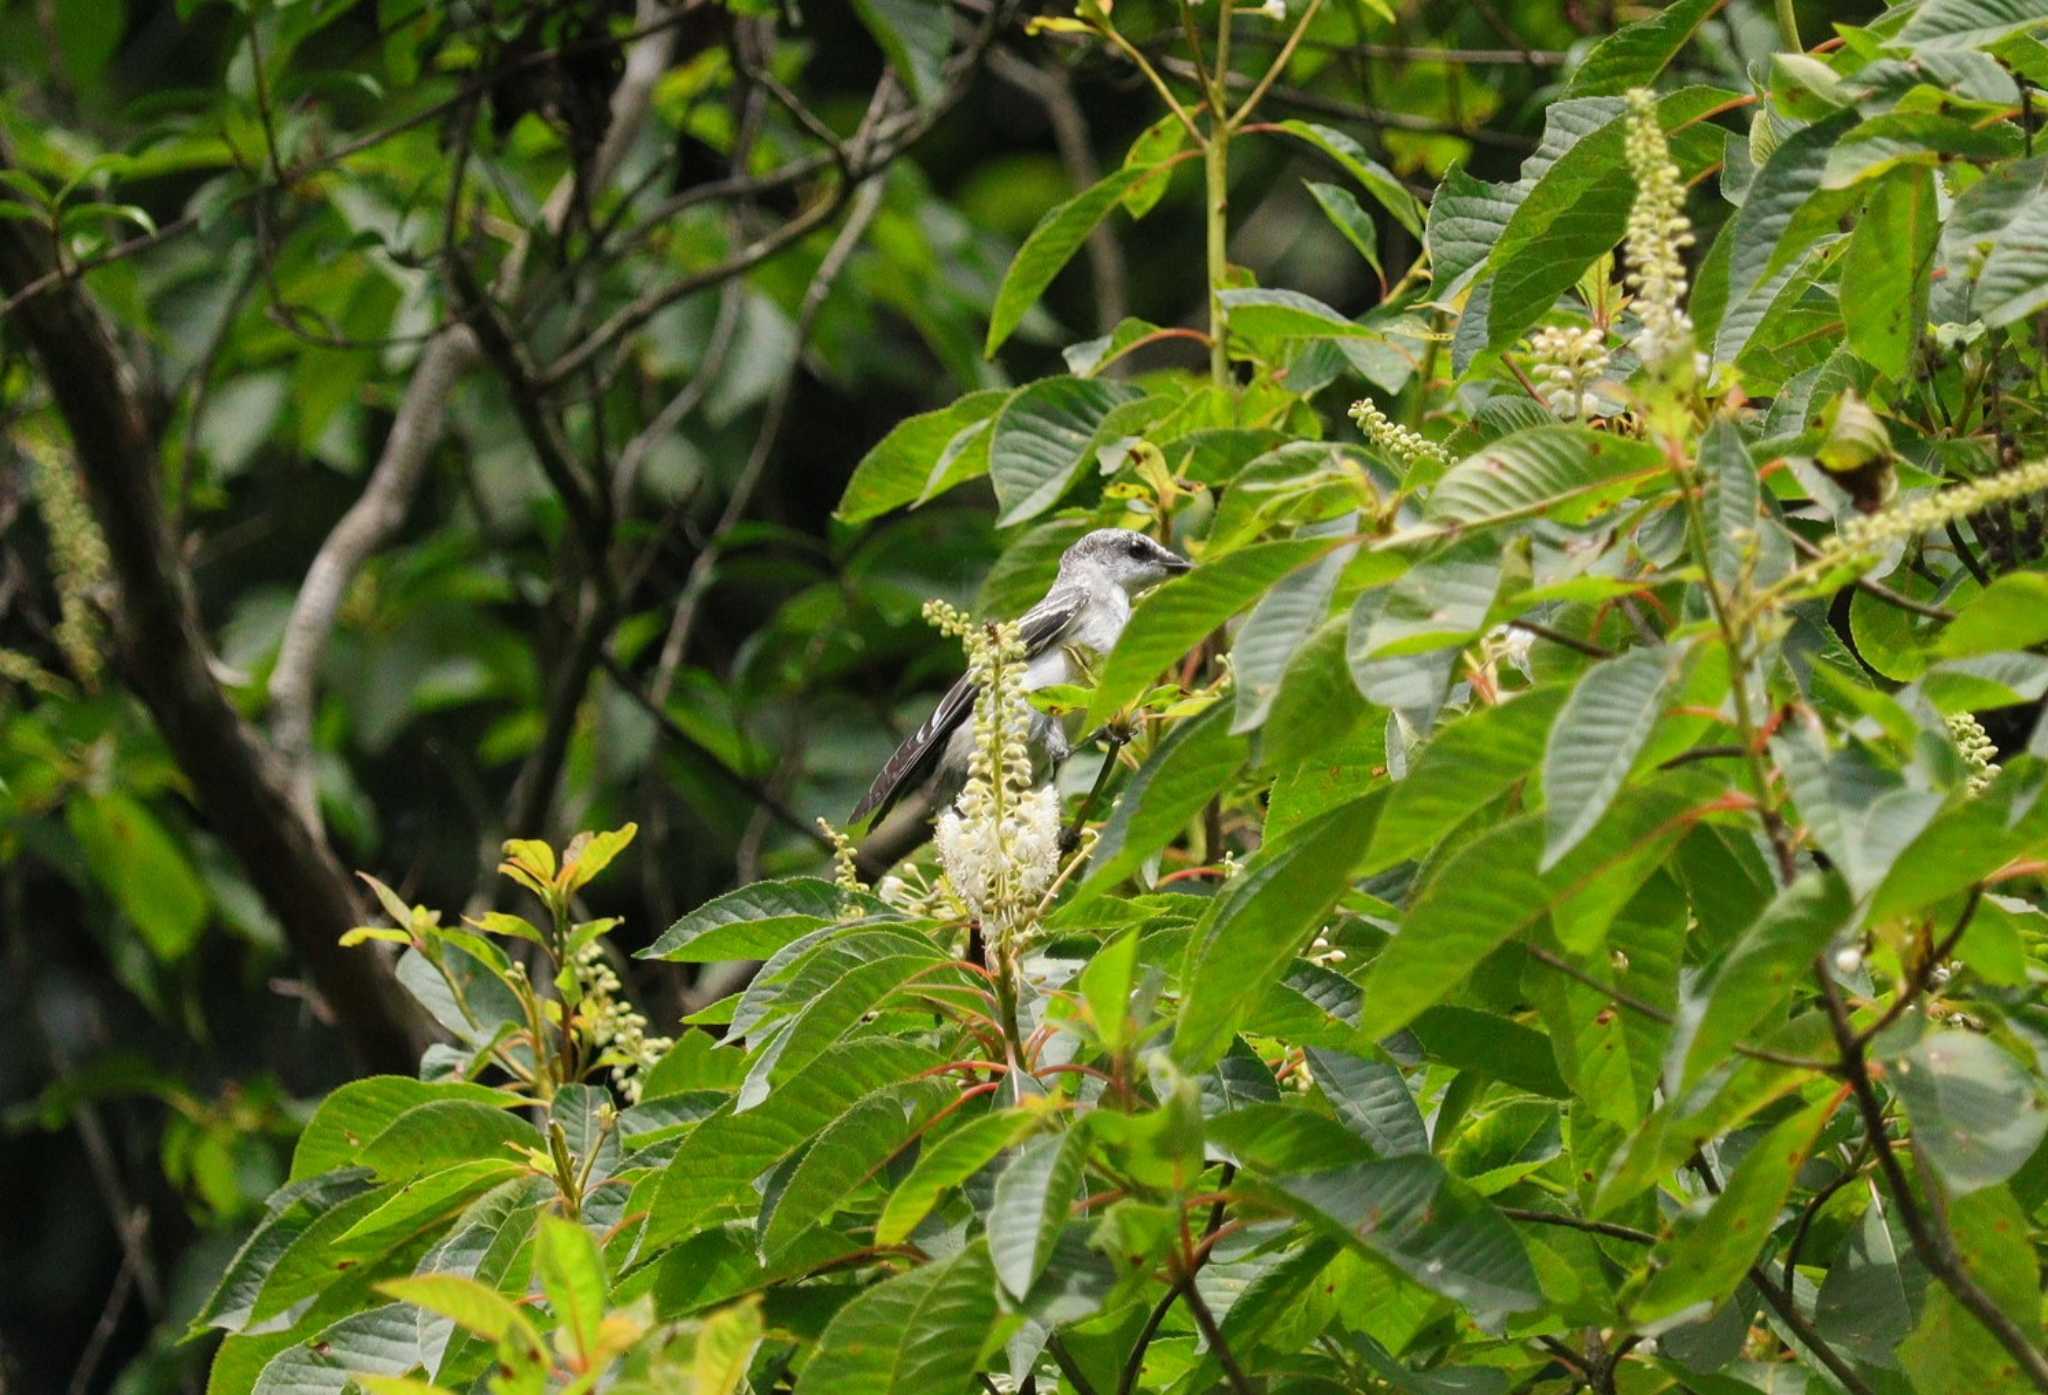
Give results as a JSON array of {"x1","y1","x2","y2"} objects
[{"x1": 1163, "y1": 553, "x2": 1193, "y2": 574}]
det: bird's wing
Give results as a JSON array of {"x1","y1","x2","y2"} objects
[{"x1": 850, "y1": 583, "x2": 1090, "y2": 826}]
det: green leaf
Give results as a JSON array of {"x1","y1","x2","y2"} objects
[
  {"x1": 641, "y1": 878, "x2": 893, "y2": 962},
  {"x1": 990, "y1": 1129, "x2": 1089, "y2": 1298},
  {"x1": 1120, "y1": 114, "x2": 1188, "y2": 218},
  {"x1": 1725, "y1": 110, "x2": 1857, "y2": 314},
  {"x1": 1363, "y1": 781, "x2": 1710, "y2": 1035},
  {"x1": 988, "y1": 375, "x2": 1143, "y2": 525},
  {"x1": 1627, "y1": 1093, "x2": 1838, "y2": 1324},
  {"x1": 1089, "y1": 536, "x2": 1346, "y2": 727},
  {"x1": 986, "y1": 165, "x2": 1165, "y2": 356},
  {"x1": 1665, "y1": 872, "x2": 1852, "y2": 1093},
  {"x1": 1843, "y1": 167, "x2": 1939, "y2": 380},
  {"x1": 291, "y1": 1077, "x2": 520, "y2": 1181},
  {"x1": 1080, "y1": 929, "x2": 1142, "y2": 1053},
  {"x1": 1272, "y1": 1156, "x2": 1541, "y2": 1327},
  {"x1": 1075, "y1": 703, "x2": 1250, "y2": 900},
  {"x1": 1306, "y1": 1047, "x2": 1427, "y2": 1156},
  {"x1": 1427, "y1": 167, "x2": 1518, "y2": 298},
  {"x1": 1541, "y1": 643, "x2": 1691, "y2": 869},
  {"x1": 1900, "y1": 0, "x2": 2048, "y2": 49},
  {"x1": 1233, "y1": 516, "x2": 1359, "y2": 733},
  {"x1": 836, "y1": 390, "x2": 1012, "y2": 523},
  {"x1": 1813, "y1": 1185, "x2": 1914, "y2": 1367},
  {"x1": 1218, "y1": 288, "x2": 1378, "y2": 352},
  {"x1": 377, "y1": 1273, "x2": 543, "y2": 1353},
  {"x1": 1366, "y1": 686, "x2": 1567, "y2": 873},
  {"x1": 1482, "y1": 87, "x2": 1733, "y2": 351},
  {"x1": 251, "y1": 1304, "x2": 423, "y2": 1395},
  {"x1": 1063, "y1": 317, "x2": 1167, "y2": 378},
  {"x1": 1890, "y1": 1031, "x2": 2048, "y2": 1194},
  {"x1": 534, "y1": 1215, "x2": 606, "y2": 1365},
  {"x1": 1823, "y1": 113, "x2": 2024, "y2": 191},
  {"x1": 1940, "y1": 573, "x2": 2048, "y2": 657},
  {"x1": 357, "y1": 1101, "x2": 543, "y2": 1179},
  {"x1": 877, "y1": 1109, "x2": 1043, "y2": 1246},
  {"x1": 793, "y1": 1242, "x2": 1001, "y2": 1394},
  {"x1": 760, "y1": 1080, "x2": 952, "y2": 1257},
  {"x1": 1272, "y1": 121, "x2": 1425, "y2": 236},
  {"x1": 850, "y1": 0, "x2": 946, "y2": 103},
  {"x1": 1304, "y1": 181, "x2": 1383, "y2": 279},
  {"x1": 694, "y1": 1297, "x2": 768, "y2": 1395},
  {"x1": 735, "y1": 952, "x2": 947, "y2": 1109},
  {"x1": 642, "y1": 1039, "x2": 940, "y2": 1250},
  {"x1": 193, "y1": 1171, "x2": 380, "y2": 1333},
  {"x1": 1564, "y1": 0, "x2": 1723, "y2": 97},
  {"x1": 1416, "y1": 426, "x2": 1669, "y2": 537},
  {"x1": 329, "y1": 1160, "x2": 527, "y2": 1261},
  {"x1": 67, "y1": 793, "x2": 209, "y2": 960},
  {"x1": 1175, "y1": 794, "x2": 1383, "y2": 1071},
  {"x1": 1866, "y1": 761, "x2": 2048, "y2": 923},
  {"x1": 1897, "y1": 1186, "x2": 2041, "y2": 1394}
]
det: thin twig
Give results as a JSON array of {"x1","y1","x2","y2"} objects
[
  {"x1": 1508, "y1": 618, "x2": 1614, "y2": 659},
  {"x1": 1854, "y1": 887, "x2": 1981, "y2": 1050},
  {"x1": 1784, "y1": 530, "x2": 1957, "y2": 621}
]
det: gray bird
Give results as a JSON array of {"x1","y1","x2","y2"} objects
[{"x1": 852, "y1": 527, "x2": 1192, "y2": 825}]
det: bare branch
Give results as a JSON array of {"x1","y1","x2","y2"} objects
[{"x1": 267, "y1": 1, "x2": 682, "y2": 824}]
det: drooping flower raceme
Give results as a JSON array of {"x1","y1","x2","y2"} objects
[
  {"x1": 1621, "y1": 88, "x2": 1694, "y2": 368},
  {"x1": 1948, "y1": 712, "x2": 2002, "y2": 796},
  {"x1": 925, "y1": 600, "x2": 1063, "y2": 938},
  {"x1": 1349, "y1": 397, "x2": 1450, "y2": 473}
]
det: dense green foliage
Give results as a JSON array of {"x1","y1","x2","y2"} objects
[{"x1": 12, "y1": 0, "x2": 2048, "y2": 1392}]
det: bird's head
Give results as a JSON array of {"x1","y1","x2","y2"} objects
[{"x1": 1059, "y1": 527, "x2": 1192, "y2": 595}]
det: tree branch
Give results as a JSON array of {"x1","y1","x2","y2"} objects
[
  {"x1": 0, "y1": 150, "x2": 420, "y2": 1074},
  {"x1": 267, "y1": 0, "x2": 680, "y2": 825}
]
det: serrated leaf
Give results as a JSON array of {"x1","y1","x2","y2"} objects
[
  {"x1": 1901, "y1": 0, "x2": 2048, "y2": 50},
  {"x1": 1272, "y1": 1156, "x2": 1541, "y2": 1326},
  {"x1": 641, "y1": 878, "x2": 894, "y2": 962},
  {"x1": 1176, "y1": 794, "x2": 1383, "y2": 1071},
  {"x1": 1089, "y1": 536, "x2": 1345, "y2": 727},
  {"x1": 1427, "y1": 166, "x2": 1519, "y2": 299},
  {"x1": 1306, "y1": 1047, "x2": 1427, "y2": 1156},
  {"x1": 1418, "y1": 426, "x2": 1669, "y2": 537},
  {"x1": 534, "y1": 1215, "x2": 606, "y2": 1364},
  {"x1": 193, "y1": 1171, "x2": 380, "y2": 1333},
  {"x1": 356, "y1": 1101, "x2": 541, "y2": 1180},
  {"x1": 1628, "y1": 1093, "x2": 1838, "y2": 1325},
  {"x1": 877, "y1": 1109, "x2": 1043, "y2": 1246},
  {"x1": 1075, "y1": 703, "x2": 1249, "y2": 899},
  {"x1": 761, "y1": 1080, "x2": 952, "y2": 1257},
  {"x1": 837, "y1": 389, "x2": 1012, "y2": 523},
  {"x1": 290, "y1": 1078, "x2": 520, "y2": 1182},
  {"x1": 1273, "y1": 121, "x2": 1425, "y2": 236},
  {"x1": 1218, "y1": 288, "x2": 1377, "y2": 351},
  {"x1": 988, "y1": 375, "x2": 1144, "y2": 525},
  {"x1": 987, "y1": 165, "x2": 1167, "y2": 356},
  {"x1": 376, "y1": 1273, "x2": 544, "y2": 1353},
  {"x1": 1890, "y1": 1031, "x2": 2048, "y2": 1194},
  {"x1": 1233, "y1": 515, "x2": 1359, "y2": 733},
  {"x1": 642, "y1": 1039, "x2": 940, "y2": 1251},
  {"x1": 1304, "y1": 181, "x2": 1383, "y2": 279},
  {"x1": 793, "y1": 1242, "x2": 1000, "y2": 1394},
  {"x1": 251, "y1": 1303, "x2": 422, "y2": 1395},
  {"x1": 1664, "y1": 872, "x2": 1851, "y2": 1093},
  {"x1": 1844, "y1": 166, "x2": 1939, "y2": 379},
  {"x1": 850, "y1": 0, "x2": 945, "y2": 103},
  {"x1": 1365, "y1": 686, "x2": 1567, "y2": 872},
  {"x1": 990, "y1": 1129, "x2": 1089, "y2": 1298},
  {"x1": 1542, "y1": 643, "x2": 1691, "y2": 868},
  {"x1": 1565, "y1": 0, "x2": 1723, "y2": 97}
]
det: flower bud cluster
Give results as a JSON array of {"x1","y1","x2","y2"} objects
[
  {"x1": 18, "y1": 435, "x2": 110, "y2": 689},
  {"x1": 1348, "y1": 398, "x2": 1450, "y2": 471},
  {"x1": 1947, "y1": 711, "x2": 2002, "y2": 796},
  {"x1": 1527, "y1": 324, "x2": 1611, "y2": 420},
  {"x1": 925, "y1": 601, "x2": 1062, "y2": 933},
  {"x1": 1621, "y1": 89, "x2": 1695, "y2": 368},
  {"x1": 1826, "y1": 458, "x2": 2048, "y2": 560},
  {"x1": 570, "y1": 941, "x2": 672, "y2": 1104}
]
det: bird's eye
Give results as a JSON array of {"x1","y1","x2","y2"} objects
[{"x1": 1127, "y1": 539, "x2": 1147, "y2": 558}]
